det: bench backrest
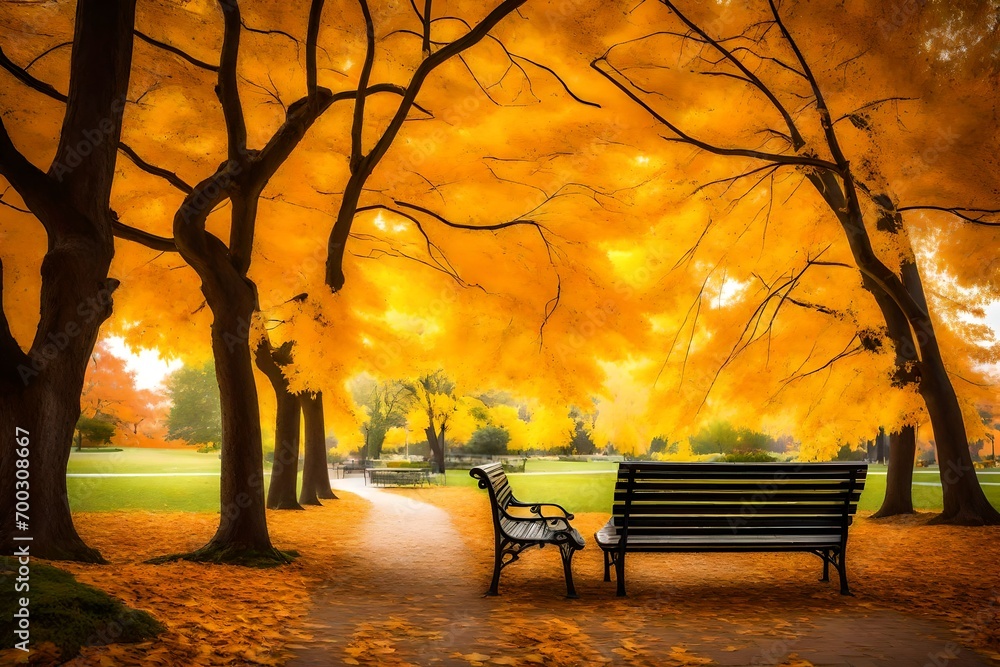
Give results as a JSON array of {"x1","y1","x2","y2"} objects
[
  {"x1": 612, "y1": 462, "x2": 867, "y2": 546},
  {"x1": 470, "y1": 462, "x2": 515, "y2": 510}
]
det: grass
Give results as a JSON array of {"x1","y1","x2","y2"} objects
[
  {"x1": 68, "y1": 447, "x2": 221, "y2": 474},
  {"x1": 66, "y1": 448, "x2": 1000, "y2": 515}
]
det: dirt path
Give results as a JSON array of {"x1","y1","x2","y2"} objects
[{"x1": 289, "y1": 479, "x2": 997, "y2": 666}]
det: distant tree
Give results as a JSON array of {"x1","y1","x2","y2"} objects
[
  {"x1": 466, "y1": 426, "x2": 510, "y2": 455},
  {"x1": 569, "y1": 406, "x2": 598, "y2": 455},
  {"x1": 350, "y1": 375, "x2": 409, "y2": 460},
  {"x1": 75, "y1": 416, "x2": 116, "y2": 450},
  {"x1": 166, "y1": 363, "x2": 222, "y2": 447},
  {"x1": 79, "y1": 341, "x2": 168, "y2": 449},
  {"x1": 689, "y1": 421, "x2": 772, "y2": 455},
  {"x1": 405, "y1": 372, "x2": 457, "y2": 474}
]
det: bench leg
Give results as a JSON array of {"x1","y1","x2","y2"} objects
[
  {"x1": 560, "y1": 544, "x2": 579, "y2": 599},
  {"x1": 603, "y1": 550, "x2": 612, "y2": 582},
  {"x1": 615, "y1": 551, "x2": 626, "y2": 597},
  {"x1": 821, "y1": 549, "x2": 830, "y2": 582},
  {"x1": 836, "y1": 548, "x2": 851, "y2": 596},
  {"x1": 487, "y1": 537, "x2": 504, "y2": 596}
]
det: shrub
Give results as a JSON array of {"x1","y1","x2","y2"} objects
[{"x1": 720, "y1": 449, "x2": 778, "y2": 463}]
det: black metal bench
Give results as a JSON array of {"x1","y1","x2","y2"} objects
[
  {"x1": 596, "y1": 462, "x2": 867, "y2": 596},
  {"x1": 471, "y1": 462, "x2": 585, "y2": 598},
  {"x1": 367, "y1": 468, "x2": 432, "y2": 487}
]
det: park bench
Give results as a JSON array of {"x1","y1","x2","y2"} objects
[
  {"x1": 596, "y1": 462, "x2": 867, "y2": 596},
  {"x1": 471, "y1": 462, "x2": 585, "y2": 598},
  {"x1": 367, "y1": 468, "x2": 432, "y2": 487}
]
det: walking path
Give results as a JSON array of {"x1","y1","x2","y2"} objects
[{"x1": 287, "y1": 478, "x2": 996, "y2": 666}]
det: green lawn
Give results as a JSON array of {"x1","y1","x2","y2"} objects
[
  {"x1": 68, "y1": 448, "x2": 221, "y2": 474},
  {"x1": 66, "y1": 449, "x2": 1000, "y2": 515}
]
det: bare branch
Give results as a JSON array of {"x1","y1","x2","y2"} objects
[
  {"x1": 24, "y1": 41, "x2": 72, "y2": 71},
  {"x1": 118, "y1": 142, "x2": 194, "y2": 194},
  {"x1": 135, "y1": 29, "x2": 219, "y2": 72},
  {"x1": 659, "y1": 0, "x2": 805, "y2": 148},
  {"x1": 112, "y1": 218, "x2": 177, "y2": 252},
  {"x1": 0, "y1": 188, "x2": 30, "y2": 214},
  {"x1": 351, "y1": 0, "x2": 378, "y2": 171},
  {"x1": 897, "y1": 205, "x2": 1000, "y2": 226},
  {"x1": 217, "y1": 0, "x2": 248, "y2": 163},
  {"x1": 422, "y1": 0, "x2": 433, "y2": 57},
  {"x1": 306, "y1": 0, "x2": 325, "y2": 95},
  {"x1": 0, "y1": 46, "x2": 67, "y2": 102},
  {"x1": 591, "y1": 57, "x2": 840, "y2": 172}
]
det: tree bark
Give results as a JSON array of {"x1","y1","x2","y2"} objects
[
  {"x1": 873, "y1": 425, "x2": 916, "y2": 518},
  {"x1": 185, "y1": 291, "x2": 285, "y2": 561},
  {"x1": 300, "y1": 391, "x2": 336, "y2": 504},
  {"x1": 0, "y1": 0, "x2": 137, "y2": 562},
  {"x1": 254, "y1": 341, "x2": 302, "y2": 510},
  {"x1": 426, "y1": 425, "x2": 446, "y2": 474}
]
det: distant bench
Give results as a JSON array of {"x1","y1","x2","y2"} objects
[
  {"x1": 596, "y1": 462, "x2": 867, "y2": 596},
  {"x1": 366, "y1": 468, "x2": 432, "y2": 487}
]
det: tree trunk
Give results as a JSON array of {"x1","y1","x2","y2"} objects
[
  {"x1": 183, "y1": 291, "x2": 286, "y2": 562},
  {"x1": 0, "y1": 256, "x2": 113, "y2": 563},
  {"x1": 254, "y1": 341, "x2": 302, "y2": 510},
  {"x1": 826, "y1": 177, "x2": 999, "y2": 525},
  {"x1": 266, "y1": 388, "x2": 302, "y2": 510},
  {"x1": 918, "y1": 347, "x2": 999, "y2": 524},
  {"x1": 368, "y1": 430, "x2": 387, "y2": 460},
  {"x1": 425, "y1": 425, "x2": 446, "y2": 474},
  {"x1": 300, "y1": 391, "x2": 336, "y2": 504},
  {"x1": 873, "y1": 426, "x2": 916, "y2": 518},
  {"x1": 0, "y1": 0, "x2": 137, "y2": 563}
]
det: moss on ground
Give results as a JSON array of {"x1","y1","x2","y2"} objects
[{"x1": 0, "y1": 557, "x2": 163, "y2": 662}]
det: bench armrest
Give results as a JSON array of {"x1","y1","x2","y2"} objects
[
  {"x1": 499, "y1": 506, "x2": 574, "y2": 532},
  {"x1": 509, "y1": 500, "x2": 575, "y2": 521}
]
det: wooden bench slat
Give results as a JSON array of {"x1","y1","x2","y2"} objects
[
  {"x1": 615, "y1": 491, "x2": 863, "y2": 503},
  {"x1": 618, "y1": 471, "x2": 867, "y2": 481},
  {"x1": 612, "y1": 503, "x2": 858, "y2": 515},
  {"x1": 616, "y1": 515, "x2": 845, "y2": 528},
  {"x1": 619, "y1": 480, "x2": 864, "y2": 491},
  {"x1": 618, "y1": 462, "x2": 867, "y2": 472}
]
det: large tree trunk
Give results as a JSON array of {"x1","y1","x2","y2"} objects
[
  {"x1": 182, "y1": 283, "x2": 286, "y2": 562},
  {"x1": 254, "y1": 341, "x2": 302, "y2": 510},
  {"x1": 917, "y1": 346, "x2": 999, "y2": 524},
  {"x1": 0, "y1": 0, "x2": 137, "y2": 562},
  {"x1": 300, "y1": 391, "x2": 336, "y2": 504},
  {"x1": 873, "y1": 426, "x2": 916, "y2": 518},
  {"x1": 817, "y1": 173, "x2": 999, "y2": 525},
  {"x1": 0, "y1": 254, "x2": 117, "y2": 563}
]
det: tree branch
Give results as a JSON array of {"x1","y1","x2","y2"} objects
[
  {"x1": 217, "y1": 0, "x2": 248, "y2": 163},
  {"x1": 134, "y1": 29, "x2": 219, "y2": 72},
  {"x1": 0, "y1": 45, "x2": 68, "y2": 102},
  {"x1": 897, "y1": 205, "x2": 1000, "y2": 226},
  {"x1": 591, "y1": 58, "x2": 840, "y2": 172},
  {"x1": 350, "y1": 0, "x2": 377, "y2": 172},
  {"x1": 306, "y1": 0, "x2": 325, "y2": 95},
  {"x1": 118, "y1": 142, "x2": 194, "y2": 194},
  {"x1": 112, "y1": 218, "x2": 178, "y2": 252}
]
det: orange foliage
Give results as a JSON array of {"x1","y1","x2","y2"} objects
[{"x1": 80, "y1": 341, "x2": 171, "y2": 448}]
